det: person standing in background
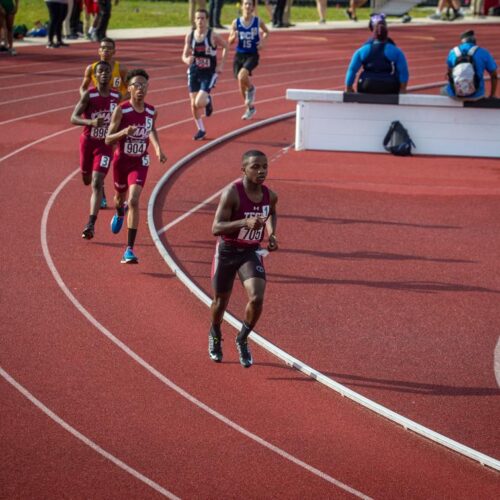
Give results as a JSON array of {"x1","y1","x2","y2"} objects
[{"x1": 45, "y1": 0, "x2": 70, "y2": 48}]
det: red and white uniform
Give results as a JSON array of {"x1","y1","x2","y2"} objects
[
  {"x1": 112, "y1": 101, "x2": 155, "y2": 193},
  {"x1": 222, "y1": 180, "x2": 270, "y2": 248},
  {"x1": 80, "y1": 87, "x2": 120, "y2": 176}
]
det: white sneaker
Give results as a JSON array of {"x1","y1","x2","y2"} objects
[
  {"x1": 245, "y1": 86, "x2": 256, "y2": 106},
  {"x1": 242, "y1": 107, "x2": 256, "y2": 120}
]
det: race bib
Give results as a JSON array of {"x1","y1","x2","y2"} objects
[
  {"x1": 99, "y1": 155, "x2": 110, "y2": 169},
  {"x1": 237, "y1": 226, "x2": 264, "y2": 242},
  {"x1": 124, "y1": 141, "x2": 147, "y2": 156},
  {"x1": 91, "y1": 127, "x2": 106, "y2": 140},
  {"x1": 195, "y1": 57, "x2": 211, "y2": 69},
  {"x1": 141, "y1": 154, "x2": 150, "y2": 167}
]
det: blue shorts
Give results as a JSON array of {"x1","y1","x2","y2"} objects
[{"x1": 187, "y1": 68, "x2": 217, "y2": 94}]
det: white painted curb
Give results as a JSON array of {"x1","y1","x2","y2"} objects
[{"x1": 147, "y1": 110, "x2": 500, "y2": 472}]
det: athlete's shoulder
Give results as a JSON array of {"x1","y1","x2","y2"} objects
[
  {"x1": 88, "y1": 86, "x2": 100, "y2": 98},
  {"x1": 110, "y1": 89, "x2": 121, "y2": 100},
  {"x1": 145, "y1": 102, "x2": 156, "y2": 115}
]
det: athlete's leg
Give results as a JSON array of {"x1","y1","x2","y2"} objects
[
  {"x1": 241, "y1": 277, "x2": 266, "y2": 329},
  {"x1": 210, "y1": 291, "x2": 231, "y2": 326},
  {"x1": 194, "y1": 89, "x2": 210, "y2": 110},
  {"x1": 237, "y1": 67, "x2": 251, "y2": 101},
  {"x1": 126, "y1": 183, "x2": 142, "y2": 230},
  {"x1": 90, "y1": 171, "x2": 104, "y2": 215}
]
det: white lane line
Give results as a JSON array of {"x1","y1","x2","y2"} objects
[
  {"x1": 148, "y1": 113, "x2": 500, "y2": 473},
  {"x1": 157, "y1": 144, "x2": 294, "y2": 235},
  {"x1": 495, "y1": 337, "x2": 500, "y2": 388},
  {"x1": 40, "y1": 170, "x2": 369, "y2": 499},
  {"x1": 0, "y1": 366, "x2": 180, "y2": 500},
  {"x1": 0, "y1": 127, "x2": 76, "y2": 164}
]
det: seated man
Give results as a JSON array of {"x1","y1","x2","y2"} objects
[
  {"x1": 443, "y1": 30, "x2": 497, "y2": 100},
  {"x1": 345, "y1": 20, "x2": 408, "y2": 94}
]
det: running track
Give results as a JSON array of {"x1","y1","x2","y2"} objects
[{"x1": 1, "y1": 24, "x2": 499, "y2": 498}]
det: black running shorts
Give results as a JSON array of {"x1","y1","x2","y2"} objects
[
  {"x1": 233, "y1": 52, "x2": 260, "y2": 79},
  {"x1": 211, "y1": 241, "x2": 266, "y2": 294}
]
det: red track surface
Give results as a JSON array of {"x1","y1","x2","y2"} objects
[{"x1": 1, "y1": 24, "x2": 499, "y2": 498}]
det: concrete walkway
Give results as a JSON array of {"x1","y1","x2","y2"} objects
[{"x1": 13, "y1": 14, "x2": 500, "y2": 47}]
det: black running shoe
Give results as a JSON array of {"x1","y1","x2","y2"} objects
[
  {"x1": 193, "y1": 129, "x2": 206, "y2": 141},
  {"x1": 206, "y1": 96, "x2": 213, "y2": 117},
  {"x1": 82, "y1": 223, "x2": 95, "y2": 240},
  {"x1": 236, "y1": 339, "x2": 253, "y2": 368},
  {"x1": 209, "y1": 331, "x2": 223, "y2": 362}
]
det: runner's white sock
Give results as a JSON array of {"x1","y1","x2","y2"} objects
[{"x1": 196, "y1": 118, "x2": 205, "y2": 131}]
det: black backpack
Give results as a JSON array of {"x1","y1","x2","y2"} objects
[{"x1": 383, "y1": 120, "x2": 415, "y2": 156}]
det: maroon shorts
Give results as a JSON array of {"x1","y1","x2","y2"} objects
[
  {"x1": 80, "y1": 135, "x2": 113, "y2": 176},
  {"x1": 112, "y1": 153, "x2": 150, "y2": 193}
]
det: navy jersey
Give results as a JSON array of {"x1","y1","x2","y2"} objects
[
  {"x1": 236, "y1": 16, "x2": 260, "y2": 54},
  {"x1": 190, "y1": 29, "x2": 217, "y2": 72}
]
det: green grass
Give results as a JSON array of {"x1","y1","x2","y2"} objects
[{"x1": 16, "y1": 0, "x2": 431, "y2": 31}]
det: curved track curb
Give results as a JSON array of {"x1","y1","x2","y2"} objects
[{"x1": 148, "y1": 112, "x2": 500, "y2": 472}]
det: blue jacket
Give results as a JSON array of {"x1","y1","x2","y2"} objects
[
  {"x1": 345, "y1": 40, "x2": 409, "y2": 87},
  {"x1": 445, "y1": 43, "x2": 497, "y2": 98}
]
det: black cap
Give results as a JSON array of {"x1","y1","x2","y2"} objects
[{"x1": 460, "y1": 30, "x2": 476, "y2": 42}]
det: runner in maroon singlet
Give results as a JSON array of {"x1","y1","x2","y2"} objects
[
  {"x1": 71, "y1": 60, "x2": 120, "y2": 240},
  {"x1": 105, "y1": 68, "x2": 167, "y2": 264},
  {"x1": 209, "y1": 150, "x2": 278, "y2": 367}
]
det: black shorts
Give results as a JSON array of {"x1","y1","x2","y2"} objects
[
  {"x1": 187, "y1": 67, "x2": 218, "y2": 93},
  {"x1": 233, "y1": 52, "x2": 259, "y2": 79},
  {"x1": 357, "y1": 73, "x2": 400, "y2": 94},
  {"x1": 211, "y1": 240, "x2": 266, "y2": 294}
]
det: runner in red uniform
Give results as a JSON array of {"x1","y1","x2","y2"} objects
[
  {"x1": 209, "y1": 150, "x2": 278, "y2": 367},
  {"x1": 105, "y1": 68, "x2": 167, "y2": 264},
  {"x1": 71, "y1": 60, "x2": 120, "y2": 240}
]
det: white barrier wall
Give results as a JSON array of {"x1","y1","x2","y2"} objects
[{"x1": 286, "y1": 89, "x2": 500, "y2": 158}]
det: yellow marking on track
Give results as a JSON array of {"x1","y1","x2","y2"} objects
[
  {"x1": 398, "y1": 35, "x2": 437, "y2": 41},
  {"x1": 295, "y1": 36, "x2": 329, "y2": 42}
]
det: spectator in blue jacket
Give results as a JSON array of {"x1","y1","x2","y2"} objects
[
  {"x1": 345, "y1": 21, "x2": 409, "y2": 94},
  {"x1": 444, "y1": 30, "x2": 497, "y2": 100}
]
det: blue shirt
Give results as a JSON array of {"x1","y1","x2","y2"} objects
[
  {"x1": 445, "y1": 43, "x2": 497, "y2": 98},
  {"x1": 345, "y1": 40, "x2": 409, "y2": 87},
  {"x1": 236, "y1": 16, "x2": 260, "y2": 54}
]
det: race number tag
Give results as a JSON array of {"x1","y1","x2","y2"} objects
[
  {"x1": 99, "y1": 155, "x2": 110, "y2": 169},
  {"x1": 124, "y1": 141, "x2": 147, "y2": 156},
  {"x1": 141, "y1": 154, "x2": 150, "y2": 167},
  {"x1": 195, "y1": 57, "x2": 210, "y2": 69},
  {"x1": 113, "y1": 77, "x2": 121, "y2": 89},
  {"x1": 237, "y1": 226, "x2": 264, "y2": 242},
  {"x1": 91, "y1": 127, "x2": 106, "y2": 140}
]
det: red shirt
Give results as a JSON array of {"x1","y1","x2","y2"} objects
[
  {"x1": 222, "y1": 180, "x2": 270, "y2": 248},
  {"x1": 115, "y1": 101, "x2": 155, "y2": 159},
  {"x1": 83, "y1": 87, "x2": 120, "y2": 141}
]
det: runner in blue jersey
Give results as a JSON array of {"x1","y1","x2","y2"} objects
[
  {"x1": 228, "y1": 0, "x2": 269, "y2": 120},
  {"x1": 182, "y1": 8, "x2": 228, "y2": 140}
]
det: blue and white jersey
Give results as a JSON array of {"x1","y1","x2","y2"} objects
[{"x1": 236, "y1": 16, "x2": 260, "y2": 54}]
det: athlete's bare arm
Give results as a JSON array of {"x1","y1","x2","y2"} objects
[
  {"x1": 80, "y1": 64, "x2": 94, "y2": 96},
  {"x1": 182, "y1": 33, "x2": 194, "y2": 65},
  {"x1": 213, "y1": 32, "x2": 229, "y2": 73},
  {"x1": 266, "y1": 190, "x2": 278, "y2": 251},
  {"x1": 213, "y1": 186, "x2": 265, "y2": 235},
  {"x1": 149, "y1": 111, "x2": 167, "y2": 163},
  {"x1": 70, "y1": 91, "x2": 104, "y2": 127},
  {"x1": 258, "y1": 18, "x2": 270, "y2": 50},
  {"x1": 228, "y1": 20, "x2": 238, "y2": 45},
  {"x1": 105, "y1": 106, "x2": 134, "y2": 145}
]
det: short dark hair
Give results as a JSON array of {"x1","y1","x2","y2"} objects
[
  {"x1": 242, "y1": 150, "x2": 267, "y2": 165},
  {"x1": 100, "y1": 37, "x2": 115, "y2": 48},
  {"x1": 94, "y1": 60, "x2": 111, "y2": 73},
  {"x1": 374, "y1": 23, "x2": 388, "y2": 42},
  {"x1": 460, "y1": 30, "x2": 476, "y2": 44},
  {"x1": 195, "y1": 8, "x2": 209, "y2": 18},
  {"x1": 126, "y1": 69, "x2": 150, "y2": 83}
]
